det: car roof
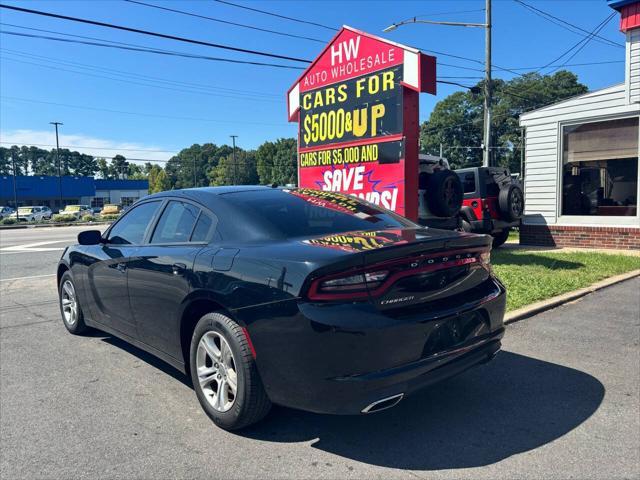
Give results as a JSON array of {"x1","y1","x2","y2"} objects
[{"x1": 144, "y1": 185, "x2": 276, "y2": 203}]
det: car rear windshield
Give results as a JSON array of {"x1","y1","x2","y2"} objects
[{"x1": 223, "y1": 189, "x2": 414, "y2": 238}]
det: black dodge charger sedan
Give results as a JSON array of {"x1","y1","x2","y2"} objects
[{"x1": 57, "y1": 186, "x2": 506, "y2": 430}]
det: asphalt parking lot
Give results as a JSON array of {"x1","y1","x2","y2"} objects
[{"x1": 1, "y1": 225, "x2": 639, "y2": 479}]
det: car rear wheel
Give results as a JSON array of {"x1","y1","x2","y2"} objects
[
  {"x1": 58, "y1": 271, "x2": 88, "y2": 334},
  {"x1": 492, "y1": 228, "x2": 510, "y2": 248},
  {"x1": 190, "y1": 312, "x2": 271, "y2": 430}
]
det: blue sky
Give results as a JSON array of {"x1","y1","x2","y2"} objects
[{"x1": 0, "y1": 0, "x2": 627, "y2": 163}]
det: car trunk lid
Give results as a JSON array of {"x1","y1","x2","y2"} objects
[{"x1": 304, "y1": 227, "x2": 492, "y2": 308}]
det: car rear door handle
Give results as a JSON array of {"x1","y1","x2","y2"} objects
[
  {"x1": 172, "y1": 263, "x2": 187, "y2": 275},
  {"x1": 116, "y1": 262, "x2": 127, "y2": 273}
]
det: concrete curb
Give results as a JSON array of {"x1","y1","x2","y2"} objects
[
  {"x1": 504, "y1": 269, "x2": 640, "y2": 325},
  {"x1": 0, "y1": 221, "x2": 112, "y2": 230}
]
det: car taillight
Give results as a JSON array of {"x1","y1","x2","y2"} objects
[
  {"x1": 307, "y1": 248, "x2": 490, "y2": 301},
  {"x1": 319, "y1": 270, "x2": 389, "y2": 293}
]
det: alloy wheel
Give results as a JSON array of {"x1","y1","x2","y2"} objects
[
  {"x1": 196, "y1": 331, "x2": 238, "y2": 412},
  {"x1": 61, "y1": 280, "x2": 78, "y2": 327}
]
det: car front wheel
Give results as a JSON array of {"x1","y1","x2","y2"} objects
[
  {"x1": 190, "y1": 312, "x2": 271, "y2": 430},
  {"x1": 58, "y1": 271, "x2": 88, "y2": 334}
]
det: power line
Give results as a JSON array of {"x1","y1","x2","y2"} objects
[
  {"x1": 212, "y1": 0, "x2": 337, "y2": 32},
  {"x1": 501, "y1": 60, "x2": 624, "y2": 71},
  {"x1": 0, "y1": 3, "x2": 311, "y2": 63},
  {"x1": 0, "y1": 54, "x2": 281, "y2": 102},
  {"x1": 548, "y1": 13, "x2": 617, "y2": 74},
  {"x1": 0, "y1": 141, "x2": 178, "y2": 153},
  {"x1": 1, "y1": 46, "x2": 468, "y2": 99},
  {"x1": 0, "y1": 46, "x2": 281, "y2": 97},
  {"x1": 0, "y1": 30, "x2": 304, "y2": 70},
  {"x1": 513, "y1": 0, "x2": 624, "y2": 49},
  {"x1": 0, "y1": 22, "x2": 492, "y2": 77},
  {"x1": 1, "y1": 96, "x2": 294, "y2": 127},
  {"x1": 532, "y1": 12, "x2": 615, "y2": 75},
  {"x1": 124, "y1": 0, "x2": 326, "y2": 43}
]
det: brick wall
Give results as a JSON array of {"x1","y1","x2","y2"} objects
[{"x1": 520, "y1": 224, "x2": 640, "y2": 250}]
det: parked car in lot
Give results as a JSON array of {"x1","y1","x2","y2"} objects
[
  {"x1": 100, "y1": 204, "x2": 121, "y2": 215},
  {"x1": 57, "y1": 187, "x2": 506, "y2": 430},
  {"x1": 455, "y1": 167, "x2": 524, "y2": 247},
  {"x1": 60, "y1": 204, "x2": 92, "y2": 218},
  {"x1": 9, "y1": 206, "x2": 52, "y2": 222},
  {"x1": 0, "y1": 206, "x2": 15, "y2": 219}
]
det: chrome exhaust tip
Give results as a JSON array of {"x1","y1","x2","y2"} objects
[{"x1": 361, "y1": 393, "x2": 404, "y2": 414}]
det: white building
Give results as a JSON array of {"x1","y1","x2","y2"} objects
[{"x1": 519, "y1": 0, "x2": 639, "y2": 249}]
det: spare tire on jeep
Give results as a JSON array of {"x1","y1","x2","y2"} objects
[
  {"x1": 426, "y1": 170, "x2": 463, "y2": 217},
  {"x1": 498, "y1": 184, "x2": 524, "y2": 222}
]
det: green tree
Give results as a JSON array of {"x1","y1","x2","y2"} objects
[
  {"x1": 110, "y1": 154, "x2": 129, "y2": 179},
  {"x1": 147, "y1": 164, "x2": 171, "y2": 193},
  {"x1": 209, "y1": 150, "x2": 258, "y2": 186},
  {"x1": 96, "y1": 158, "x2": 110, "y2": 179},
  {"x1": 0, "y1": 148, "x2": 13, "y2": 175},
  {"x1": 256, "y1": 138, "x2": 297, "y2": 185},
  {"x1": 165, "y1": 143, "x2": 233, "y2": 189},
  {"x1": 420, "y1": 71, "x2": 588, "y2": 172}
]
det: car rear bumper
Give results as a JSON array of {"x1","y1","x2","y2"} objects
[
  {"x1": 469, "y1": 218, "x2": 520, "y2": 234},
  {"x1": 241, "y1": 276, "x2": 506, "y2": 415}
]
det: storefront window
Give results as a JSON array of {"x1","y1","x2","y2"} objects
[
  {"x1": 121, "y1": 196, "x2": 139, "y2": 207},
  {"x1": 562, "y1": 117, "x2": 639, "y2": 217},
  {"x1": 91, "y1": 197, "x2": 110, "y2": 209}
]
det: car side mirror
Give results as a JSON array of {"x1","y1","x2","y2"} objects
[{"x1": 78, "y1": 230, "x2": 103, "y2": 245}]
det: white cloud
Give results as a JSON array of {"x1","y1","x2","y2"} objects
[{"x1": 0, "y1": 129, "x2": 176, "y2": 163}]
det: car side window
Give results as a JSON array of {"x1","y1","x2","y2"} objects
[
  {"x1": 190, "y1": 212, "x2": 216, "y2": 242},
  {"x1": 461, "y1": 173, "x2": 476, "y2": 194},
  {"x1": 107, "y1": 201, "x2": 161, "y2": 245},
  {"x1": 150, "y1": 201, "x2": 200, "y2": 244}
]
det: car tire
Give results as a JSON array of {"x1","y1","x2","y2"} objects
[
  {"x1": 58, "y1": 271, "x2": 89, "y2": 335},
  {"x1": 426, "y1": 170, "x2": 463, "y2": 217},
  {"x1": 492, "y1": 228, "x2": 510, "y2": 248},
  {"x1": 190, "y1": 312, "x2": 271, "y2": 431},
  {"x1": 498, "y1": 184, "x2": 524, "y2": 222}
]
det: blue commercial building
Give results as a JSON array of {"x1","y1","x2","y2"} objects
[{"x1": 0, "y1": 175, "x2": 149, "y2": 211}]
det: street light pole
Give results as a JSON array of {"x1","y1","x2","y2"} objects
[
  {"x1": 483, "y1": 0, "x2": 492, "y2": 167},
  {"x1": 50, "y1": 121, "x2": 63, "y2": 210},
  {"x1": 230, "y1": 135, "x2": 238, "y2": 185},
  {"x1": 383, "y1": 1, "x2": 493, "y2": 167}
]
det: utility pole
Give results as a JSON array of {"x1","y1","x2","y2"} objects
[
  {"x1": 50, "y1": 121, "x2": 63, "y2": 210},
  {"x1": 11, "y1": 153, "x2": 19, "y2": 221},
  {"x1": 193, "y1": 156, "x2": 197, "y2": 187},
  {"x1": 483, "y1": 0, "x2": 492, "y2": 167},
  {"x1": 230, "y1": 135, "x2": 238, "y2": 185},
  {"x1": 520, "y1": 127, "x2": 525, "y2": 181},
  {"x1": 383, "y1": 3, "x2": 492, "y2": 166}
]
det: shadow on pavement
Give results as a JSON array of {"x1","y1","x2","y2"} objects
[
  {"x1": 241, "y1": 351, "x2": 604, "y2": 471},
  {"x1": 96, "y1": 333, "x2": 604, "y2": 471},
  {"x1": 100, "y1": 335, "x2": 193, "y2": 388}
]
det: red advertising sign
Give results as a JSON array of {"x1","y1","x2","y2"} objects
[{"x1": 288, "y1": 26, "x2": 436, "y2": 220}]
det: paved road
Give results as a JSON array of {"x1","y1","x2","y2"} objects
[
  {"x1": 0, "y1": 225, "x2": 638, "y2": 479},
  {"x1": 0, "y1": 225, "x2": 106, "y2": 280}
]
